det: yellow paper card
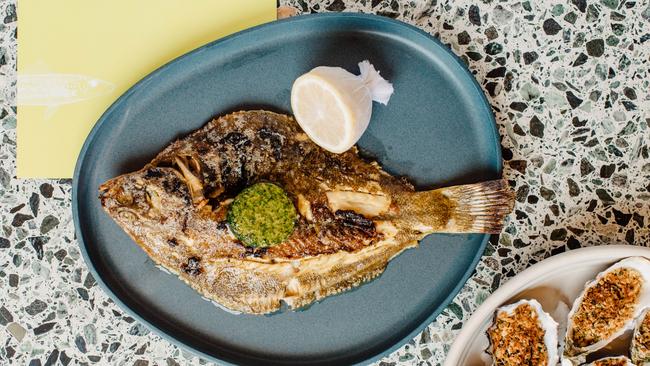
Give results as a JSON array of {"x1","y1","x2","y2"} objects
[{"x1": 17, "y1": 0, "x2": 276, "y2": 178}]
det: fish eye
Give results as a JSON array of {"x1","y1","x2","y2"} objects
[{"x1": 115, "y1": 187, "x2": 134, "y2": 206}]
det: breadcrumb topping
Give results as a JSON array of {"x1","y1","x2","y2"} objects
[
  {"x1": 570, "y1": 268, "x2": 642, "y2": 348},
  {"x1": 636, "y1": 312, "x2": 650, "y2": 350},
  {"x1": 633, "y1": 311, "x2": 650, "y2": 363},
  {"x1": 591, "y1": 358, "x2": 631, "y2": 366},
  {"x1": 488, "y1": 303, "x2": 548, "y2": 366}
]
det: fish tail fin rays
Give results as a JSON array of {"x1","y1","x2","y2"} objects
[
  {"x1": 438, "y1": 179, "x2": 514, "y2": 234},
  {"x1": 398, "y1": 179, "x2": 514, "y2": 234}
]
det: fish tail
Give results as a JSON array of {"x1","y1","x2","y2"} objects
[{"x1": 437, "y1": 179, "x2": 514, "y2": 234}]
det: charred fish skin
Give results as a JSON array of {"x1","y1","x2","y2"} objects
[{"x1": 99, "y1": 110, "x2": 514, "y2": 314}]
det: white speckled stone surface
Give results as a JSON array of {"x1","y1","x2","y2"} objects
[{"x1": 0, "y1": 0, "x2": 648, "y2": 365}]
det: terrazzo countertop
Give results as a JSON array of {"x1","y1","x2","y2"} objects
[{"x1": 1, "y1": 0, "x2": 649, "y2": 365}]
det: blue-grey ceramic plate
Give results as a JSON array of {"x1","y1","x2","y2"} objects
[{"x1": 73, "y1": 13, "x2": 501, "y2": 365}]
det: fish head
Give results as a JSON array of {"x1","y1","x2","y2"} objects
[{"x1": 99, "y1": 166, "x2": 191, "y2": 229}]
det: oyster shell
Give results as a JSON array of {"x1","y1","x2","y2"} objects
[
  {"x1": 632, "y1": 308, "x2": 650, "y2": 365},
  {"x1": 563, "y1": 257, "x2": 650, "y2": 364},
  {"x1": 584, "y1": 356, "x2": 635, "y2": 366},
  {"x1": 487, "y1": 299, "x2": 559, "y2": 366}
]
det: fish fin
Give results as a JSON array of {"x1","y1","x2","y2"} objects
[{"x1": 438, "y1": 179, "x2": 514, "y2": 234}]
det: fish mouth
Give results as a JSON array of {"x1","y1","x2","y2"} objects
[{"x1": 99, "y1": 176, "x2": 145, "y2": 222}]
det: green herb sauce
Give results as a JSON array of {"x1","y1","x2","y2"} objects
[{"x1": 227, "y1": 183, "x2": 297, "y2": 248}]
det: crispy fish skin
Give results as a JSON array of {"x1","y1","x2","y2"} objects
[{"x1": 99, "y1": 110, "x2": 514, "y2": 314}]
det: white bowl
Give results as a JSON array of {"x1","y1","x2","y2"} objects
[{"x1": 445, "y1": 245, "x2": 650, "y2": 366}]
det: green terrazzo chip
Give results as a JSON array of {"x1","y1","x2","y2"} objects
[{"x1": 227, "y1": 183, "x2": 297, "y2": 248}]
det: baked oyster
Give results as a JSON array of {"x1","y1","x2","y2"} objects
[
  {"x1": 584, "y1": 356, "x2": 635, "y2": 366},
  {"x1": 487, "y1": 299, "x2": 559, "y2": 366},
  {"x1": 632, "y1": 308, "x2": 650, "y2": 365},
  {"x1": 563, "y1": 257, "x2": 650, "y2": 364}
]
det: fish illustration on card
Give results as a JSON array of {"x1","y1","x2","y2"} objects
[
  {"x1": 18, "y1": 73, "x2": 115, "y2": 120},
  {"x1": 18, "y1": 73, "x2": 115, "y2": 107}
]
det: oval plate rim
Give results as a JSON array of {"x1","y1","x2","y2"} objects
[{"x1": 72, "y1": 12, "x2": 502, "y2": 366}]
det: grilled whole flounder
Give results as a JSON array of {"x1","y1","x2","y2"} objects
[{"x1": 99, "y1": 110, "x2": 514, "y2": 314}]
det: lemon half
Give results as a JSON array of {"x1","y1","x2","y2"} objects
[{"x1": 291, "y1": 61, "x2": 393, "y2": 154}]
